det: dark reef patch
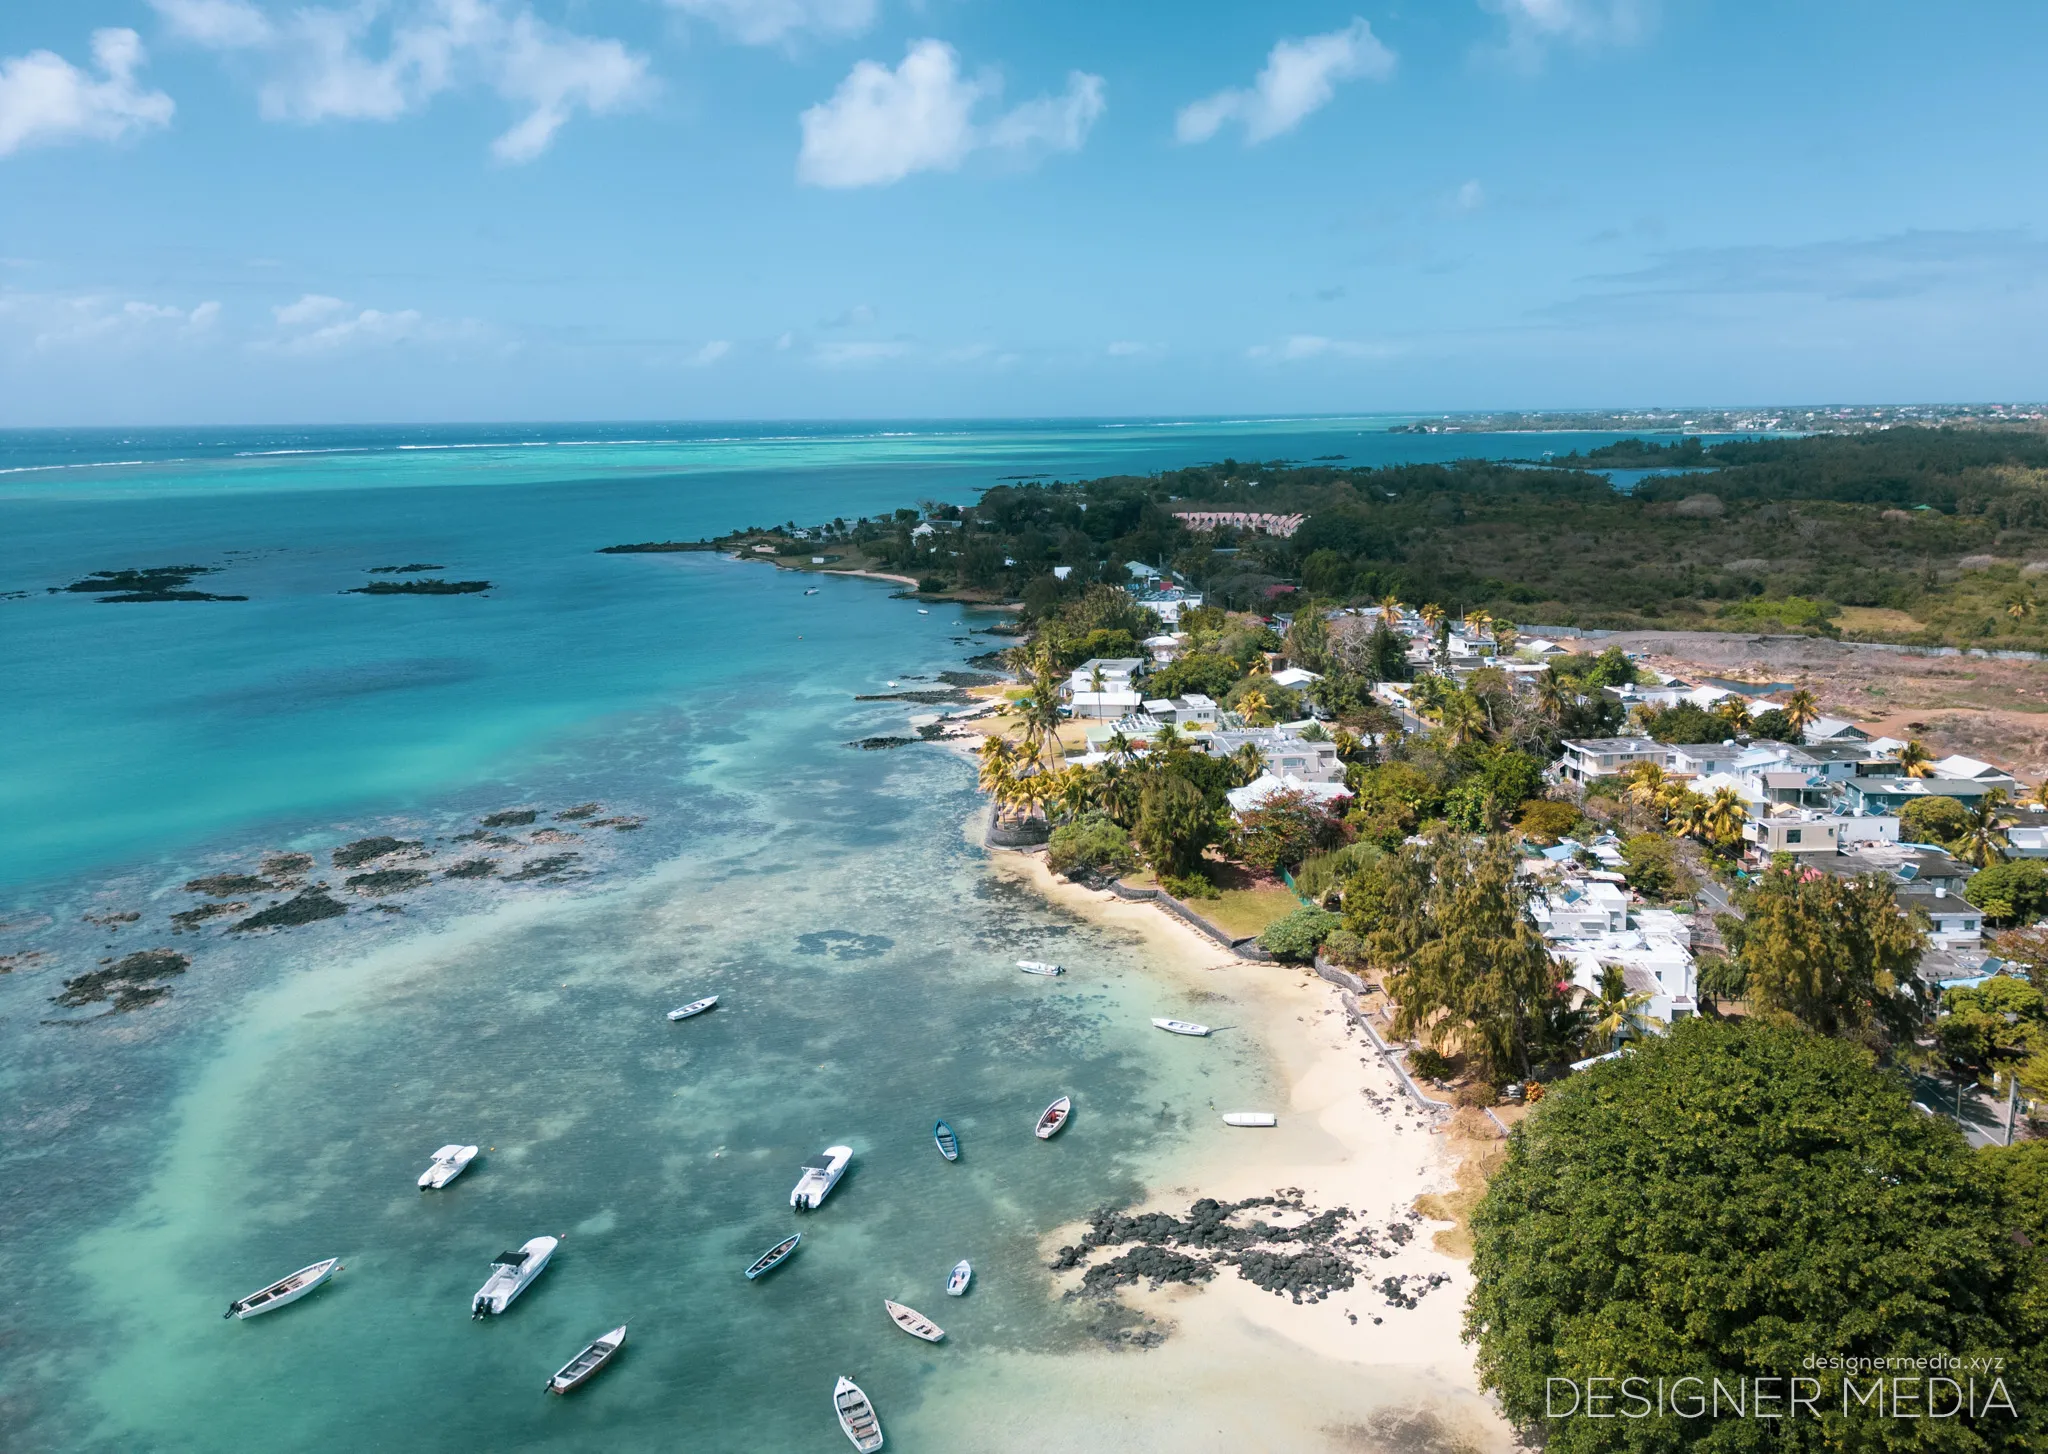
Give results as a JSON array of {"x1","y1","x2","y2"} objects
[
  {"x1": 345, "y1": 579, "x2": 490, "y2": 596},
  {"x1": 368, "y1": 563, "x2": 444, "y2": 573},
  {"x1": 504, "y1": 854, "x2": 579, "y2": 881},
  {"x1": 57, "y1": 565, "x2": 246, "y2": 603},
  {"x1": 52, "y1": 949, "x2": 189, "y2": 1011},
  {"x1": 795, "y1": 929, "x2": 894, "y2": 959},
  {"x1": 231, "y1": 889, "x2": 347, "y2": 932},
  {"x1": 441, "y1": 858, "x2": 499, "y2": 880},
  {"x1": 555, "y1": 803, "x2": 601, "y2": 821},
  {"x1": 849, "y1": 736, "x2": 914, "y2": 751},
  {"x1": 260, "y1": 852, "x2": 315, "y2": 879},
  {"x1": 183, "y1": 873, "x2": 274, "y2": 897},
  {"x1": 345, "y1": 868, "x2": 432, "y2": 896},
  {"x1": 172, "y1": 901, "x2": 248, "y2": 931},
  {"x1": 332, "y1": 837, "x2": 424, "y2": 869},
  {"x1": 480, "y1": 810, "x2": 537, "y2": 828}
]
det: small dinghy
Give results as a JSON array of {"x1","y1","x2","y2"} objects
[
  {"x1": 1035, "y1": 1096, "x2": 1072, "y2": 1139},
  {"x1": 917, "y1": 608, "x2": 930, "y2": 614},
  {"x1": 804, "y1": 588, "x2": 820, "y2": 595},
  {"x1": 1222, "y1": 1112, "x2": 1278, "y2": 1127},
  {"x1": 932, "y1": 1120, "x2": 959, "y2": 1162},
  {"x1": 666, "y1": 995, "x2": 717, "y2": 1022},
  {"x1": 834, "y1": 1375, "x2": 885, "y2": 1452},
  {"x1": 1151, "y1": 1018, "x2": 1211, "y2": 1037},
  {"x1": 791, "y1": 1145, "x2": 851, "y2": 1210},
  {"x1": 472, "y1": 1235, "x2": 557, "y2": 1317},
  {"x1": 418, "y1": 1144, "x2": 478, "y2": 1189},
  {"x1": 225, "y1": 1258, "x2": 340, "y2": 1319},
  {"x1": 547, "y1": 1325, "x2": 625, "y2": 1394},
  {"x1": 946, "y1": 1260, "x2": 972, "y2": 1297},
  {"x1": 1016, "y1": 959, "x2": 1063, "y2": 977},
  {"x1": 884, "y1": 1299, "x2": 944, "y2": 1342},
  {"x1": 745, "y1": 1233, "x2": 802, "y2": 1280}
]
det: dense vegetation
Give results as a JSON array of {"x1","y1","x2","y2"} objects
[
  {"x1": 1469, "y1": 1020, "x2": 2047, "y2": 1451},
  {"x1": 754, "y1": 428, "x2": 2048, "y2": 648}
]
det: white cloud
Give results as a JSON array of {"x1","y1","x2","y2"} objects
[
  {"x1": 149, "y1": 0, "x2": 651, "y2": 161},
  {"x1": 1176, "y1": 19, "x2": 1392, "y2": 146},
  {"x1": 1454, "y1": 179, "x2": 1484, "y2": 212},
  {"x1": 1247, "y1": 333, "x2": 1399, "y2": 362},
  {"x1": 0, "y1": 28, "x2": 175, "y2": 157},
  {"x1": 273, "y1": 292, "x2": 348, "y2": 325},
  {"x1": 261, "y1": 292, "x2": 453, "y2": 354},
  {"x1": 688, "y1": 339, "x2": 731, "y2": 365},
  {"x1": 665, "y1": 0, "x2": 876, "y2": 46},
  {"x1": 797, "y1": 39, "x2": 1104, "y2": 188},
  {"x1": 0, "y1": 291, "x2": 219, "y2": 349},
  {"x1": 1479, "y1": 0, "x2": 1650, "y2": 70}
]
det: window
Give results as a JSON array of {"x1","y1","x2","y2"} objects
[{"x1": 1785, "y1": 829, "x2": 1802, "y2": 844}]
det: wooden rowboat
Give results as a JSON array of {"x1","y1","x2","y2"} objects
[
  {"x1": 745, "y1": 1233, "x2": 801, "y2": 1280},
  {"x1": 1035, "y1": 1096, "x2": 1072, "y2": 1139},
  {"x1": 1016, "y1": 959, "x2": 1063, "y2": 976},
  {"x1": 547, "y1": 1325, "x2": 625, "y2": 1394},
  {"x1": 225, "y1": 1258, "x2": 340, "y2": 1319},
  {"x1": 1222, "y1": 1112, "x2": 1277, "y2": 1127},
  {"x1": 946, "y1": 1260, "x2": 972, "y2": 1296},
  {"x1": 884, "y1": 1299, "x2": 944, "y2": 1342},
  {"x1": 932, "y1": 1120, "x2": 959, "y2": 1162},
  {"x1": 666, "y1": 995, "x2": 717, "y2": 1022},
  {"x1": 834, "y1": 1375, "x2": 885, "y2": 1451},
  {"x1": 1151, "y1": 1018, "x2": 1211, "y2": 1037}
]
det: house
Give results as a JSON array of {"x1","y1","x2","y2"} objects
[
  {"x1": 1205, "y1": 726, "x2": 1344, "y2": 783},
  {"x1": 1899, "y1": 885, "x2": 1985, "y2": 949},
  {"x1": 1226, "y1": 771, "x2": 1352, "y2": 817},
  {"x1": 1126, "y1": 562, "x2": 1162, "y2": 583},
  {"x1": 1744, "y1": 811, "x2": 1845, "y2": 856},
  {"x1": 1930, "y1": 755, "x2": 2021, "y2": 793},
  {"x1": 1137, "y1": 583, "x2": 1203, "y2": 625},
  {"x1": 1558, "y1": 737, "x2": 1672, "y2": 783},
  {"x1": 1141, "y1": 633, "x2": 1184, "y2": 664},
  {"x1": 1268, "y1": 666, "x2": 1322, "y2": 690},
  {"x1": 1840, "y1": 776, "x2": 2008, "y2": 815},
  {"x1": 1064, "y1": 657, "x2": 1145, "y2": 719},
  {"x1": 2006, "y1": 825, "x2": 2048, "y2": 858},
  {"x1": 1518, "y1": 638, "x2": 1568, "y2": 658},
  {"x1": 1139, "y1": 693, "x2": 1220, "y2": 729},
  {"x1": 1802, "y1": 716, "x2": 1870, "y2": 744},
  {"x1": 1052, "y1": 565, "x2": 1073, "y2": 581},
  {"x1": 1668, "y1": 742, "x2": 1744, "y2": 778},
  {"x1": 1536, "y1": 887, "x2": 1699, "y2": 1024},
  {"x1": 1534, "y1": 879, "x2": 1630, "y2": 937}
]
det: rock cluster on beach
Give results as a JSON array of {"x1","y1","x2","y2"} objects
[{"x1": 1049, "y1": 1191, "x2": 1448, "y2": 1310}]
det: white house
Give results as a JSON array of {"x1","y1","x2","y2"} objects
[
  {"x1": 1557, "y1": 737, "x2": 1673, "y2": 783},
  {"x1": 1269, "y1": 666, "x2": 1323, "y2": 690},
  {"x1": 1803, "y1": 716, "x2": 1870, "y2": 744},
  {"x1": 1536, "y1": 888, "x2": 1699, "y2": 1024},
  {"x1": 1206, "y1": 726, "x2": 1344, "y2": 783},
  {"x1": 1142, "y1": 633, "x2": 1184, "y2": 664},
  {"x1": 1139, "y1": 693, "x2": 1220, "y2": 729},
  {"x1": 1930, "y1": 755, "x2": 2021, "y2": 792},
  {"x1": 1226, "y1": 772, "x2": 1352, "y2": 818},
  {"x1": 1534, "y1": 879, "x2": 1630, "y2": 938},
  {"x1": 2007, "y1": 824, "x2": 2048, "y2": 858},
  {"x1": 1064, "y1": 657, "x2": 1145, "y2": 719}
]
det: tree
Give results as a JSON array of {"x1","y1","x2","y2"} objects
[
  {"x1": 1535, "y1": 667, "x2": 1569, "y2": 722},
  {"x1": 1516, "y1": 798, "x2": 1582, "y2": 844},
  {"x1": 1937, "y1": 974, "x2": 2048, "y2": 1088},
  {"x1": 1231, "y1": 789, "x2": 1352, "y2": 874},
  {"x1": 1283, "y1": 606, "x2": 1331, "y2": 673},
  {"x1": 1235, "y1": 686, "x2": 1274, "y2": 726},
  {"x1": 1641, "y1": 701, "x2": 1730, "y2": 744},
  {"x1": 1620, "y1": 832, "x2": 1692, "y2": 901},
  {"x1": 1701, "y1": 786, "x2": 1747, "y2": 848},
  {"x1": 1258, "y1": 905, "x2": 1343, "y2": 962},
  {"x1": 1372, "y1": 834, "x2": 1571, "y2": 1082},
  {"x1": 1046, "y1": 813, "x2": 1135, "y2": 879},
  {"x1": 1438, "y1": 689, "x2": 1488, "y2": 747},
  {"x1": 1585, "y1": 962, "x2": 1652, "y2": 1051},
  {"x1": 1955, "y1": 789, "x2": 2011, "y2": 869},
  {"x1": 1621, "y1": 761, "x2": 1669, "y2": 809},
  {"x1": 1896, "y1": 738, "x2": 1935, "y2": 778},
  {"x1": 1784, "y1": 686, "x2": 1821, "y2": 736},
  {"x1": 1749, "y1": 707, "x2": 1796, "y2": 741},
  {"x1": 1469, "y1": 1020, "x2": 2044, "y2": 1453},
  {"x1": 1964, "y1": 859, "x2": 2048, "y2": 925},
  {"x1": 975, "y1": 735, "x2": 1022, "y2": 818},
  {"x1": 1728, "y1": 863, "x2": 1926, "y2": 1045},
  {"x1": 1900, "y1": 793, "x2": 1972, "y2": 847},
  {"x1": 1712, "y1": 694, "x2": 1752, "y2": 733},
  {"x1": 1134, "y1": 772, "x2": 1214, "y2": 879}
]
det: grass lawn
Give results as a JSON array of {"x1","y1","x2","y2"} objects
[{"x1": 1121, "y1": 860, "x2": 1302, "y2": 940}]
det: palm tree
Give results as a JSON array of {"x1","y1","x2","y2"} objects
[
  {"x1": 1088, "y1": 663, "x2": 1106, "y2": 695},
  {"x1": 1491, "y1": 618, "x2": 1518, "y2": 655},
  {"x1": 1667, "y1": 788, "x2": 1711, "y2": 840},
  {"x1": 1152, "y1": 723, "x2": 1183, "y2": 752},
  {"x1": 1419, "y1": 603, "x2": 1445, "y2": 633},
  {"x1": 1015, "y1": 645, "x2": 1067, "y2": 768},
  {"x1": 1439, "y1": 689, "x2": 1487, "y2": 748},
  {"x1": 1049, "y1": 765, "x2": 1097, "y2": 821},
  {"x1": 1586, "y1": 963, "x2": 1653, "y2": 1051},
  {"x1": 1378, "y1": 595, "x2": 1403, "y2": 627},
  {"x1": 975, "y1": 736, "x2": 1022, "y2": 819},
  {"x1": 1895, "y1": 739, "x2": 1934, "y2": 778},
  {"x1": 1465, "y1": 608, "x2": 1493, "y2": 641},
  {"x1": 1104, "y1": 728, "x2": 1135, "y2": 764},
  {"x1": 1536, "y1": 668, "x2": 1569, "y2": 722},
  {"x1": 1783, "y1": 687, "x2": 1821, "y2": 738},
  {"x1": 1955, "y1": 789, "x2": 2010, "y2": 868},
  {"x1": 1237, "y1": 687, "x2": 1274, "y2": 726},
  {"x1": 1702, "y1": 786, "x2": 1748, "y2": 847},
  {"x1": 2006, "y1": 589, "x2": 2036, "y2": 622},
  {"x1": 1623, "y1": 761, "x2": 1669, "y2": 809},
  {"x1": 1228, "y1": 741, "x2": 1265, "y2": 787},
  {"x1": 1713, "y1": 695, "x2": 1752, "y2": 733},
  {"x1": 2022, "y1": 778, "x2": 2048, "y2": 810},
  {"x1": 1009, "y1": 767, "x2": 1053, "y2": 824}
]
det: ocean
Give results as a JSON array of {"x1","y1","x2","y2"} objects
[{"x1": 0, "y1": 417, "x2": 1659, "y2": 1452}]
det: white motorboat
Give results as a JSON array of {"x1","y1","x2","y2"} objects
[
  {"x1": 472, "y1": 1235, "x2": 557, "y2": 1317},
  {"x1": 804, "y1": 588, "x2": 820, "y2": 595},
  {"x1": 884, "y1": 1299, "x2": 944, "y2": 1342},
  {"x1": 1016, "y1": 959, "x2": 1063, "y2": 977},
  {"x1": 418, "y1": 1144, "x2": 478, "y2": 1189},
  {"x1": 1222, "y1": 1112, "x2": 1277, "y2": 1127},
  {"x1": 916, "y1": 608, "x2": 930, "y2": 614},
  {"x1": 225, "y1": 1258, "x2": 340, "y2": 1319},
  {"x1": 1151, "y1": 1018, "x2": 1211, "y2": 1037},
  {"x1": 667, "y1": 995, "x2": 718, "y2": 1022},
  {"x1": 945, "y1": 1260, "x2": 972, "y2": 1297},
  {"x1": 1035, "y1": 1096, "x2": 1072, "y2": 1139},
  {"x1": 791, "y1": 1145, "x2": 851, "y2": 1210},
  {"x1": 834, "y1": 1375, "x2": 884, "y2": 1451},
  {"x1": 547, "y1": 1325, "x2": 626, "y2": 1394}
]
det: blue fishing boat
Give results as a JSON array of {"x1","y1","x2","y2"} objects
[{"x1": 932, "y1": 1120, "x2": 959, "y2": 1162}]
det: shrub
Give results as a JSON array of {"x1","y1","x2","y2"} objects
[
  {"x1": 1455, "y1": 1082, "x2": 1500, "y2": 1109},
  {"x1": 1047, "y1": 814, "x2": 1135, "y2": 880},
  {"x1": 1900, "y1": 794, "x2": 1972, "y2": 847},
  {"x1": 1232, "y1": 789, "x2": 1352, "y2": 874},
  {"x1": 1293, "y1": 841, "x2": 1383, "y2": 903},
  {"x1": 1515, "y1": 798, "x2": 1582, "y2": 844},
  {"x1": 1620, "y1": 832, "x2": 1694, "y2": 901},
  {"x1": 1407, "y1": 1046, "x2": 1454, "y2": 1080},
  {"x1": 1748, "y1": 707, "x2": 1796, "y2": 741},
  {"x1": 1158, "y1": 869, "x2": 1220, "y2": 900},
  {"x1": 1258, "y1": 905, "x2": 1342, "y2": 962},
  {"x1": 1320, "y1": 927, "x2": 1365, "y2": 966}
]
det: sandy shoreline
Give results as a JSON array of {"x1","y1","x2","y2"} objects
[{"x1": 983, "y1": 841, "x2": 1518, "y2": 1451}]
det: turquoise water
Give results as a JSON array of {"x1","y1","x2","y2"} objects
[{"x1": 0, "y1": 418, "x2": 1605, "y2": 1451}]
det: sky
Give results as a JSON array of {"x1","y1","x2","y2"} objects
[{"x1": 4, "y1": 0, "x2": 2048, "y2": 425}]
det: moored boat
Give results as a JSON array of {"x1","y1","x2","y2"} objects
[
  {"x1": 1222, "y1": 1112, "x2": 1278, "y2": 1127},
  {"x1": 932, "y1": 1120, "x2": 959, "y2": 1162},
  {"x1": 472, "y1": 1235, "x2": 558, "y2": 1317},
  {"x1": 418, "y1": 1144, "x2": 478, "y2": 1189},
  {"x1": 834, "y1": 1375, "x2": 884, "y2": 1451},
  {"x1": 1035, "y1": 1096, "x2": 1072, "y2": 1139},
  {"x1": 883, "y1": 1299, "x2": 944, "y2": 1342},
  {"x1": 804, "y1": 588, "x2": 819, "y2": 595},
  {"x1": 1151, "y1": 1018, "x2": 1211, "y2": 1037},
  {"x1": 225, "y1": 1258, "x2": 340, "y2": 1319},
  {"x1": 1016, "y1": 959, "x2": 1063, "y2": 976},
  {"x1": 666, "y1": 995, "x2": 718, "y2": 1022},
  {"x1": 547, "y1": 1325, "x2": 625, "y2": 1394},
  {"x1": 791, "y1": 1145, "x2": 851, "y2": 1210},
  {"x1": 745, "y1": 1233, "x2": 802, "y2": 1279},
  {"x1": 945, "y1": 1260, "x2": 972, "y2": 1296}
]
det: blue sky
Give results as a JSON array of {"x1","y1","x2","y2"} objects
[{"x1": 3, "y1": 0, "x2": 2047, "y2": 424}]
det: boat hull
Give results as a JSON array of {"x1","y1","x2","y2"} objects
[
  {"x1": 945, "y1": 1260, "x2": 972, "y2": 1297},
  {"x1": 1222, "y1": 1112, "x2": 1277, "y2": 1127},
  {"x1": 1151, "y1": 1018, "x2": 1211, "y2": 1037},
  {"x1": 1035, "y1": 1097, "x2": 1072, "y2": 1139},
  {"x1": 883, "y1": 1299, "x2": 944, "y2": 1342},
  {"x1": 745, "y1": 1234, "x2": 802, "y2": 1280},
  {"x1": 419, "y1": 1144, "x2": 478, "y2": 1189},
  {"x1": 227, "y1": 1258, "x2": 339, "y2": 1319},
  {"x1": 834, "y1": 1376, "x2": 884, "y2": 1452},
  {"x1": 473, "y1": 1236, "x2": 557, "y2": 1317},
  {"x1": 667, "y1": 996, "x2": 717, "y2": 1022},
  {"x1": 932, "y1": 1120, "x2": 959, "y2": 1162},
  {"x1": 548, "y1": 1326, "x2": 626, "y2": 1394},
  {"x1": 791, "y1": 1146, "x2": 852, "y2": 1210},
  {"x1": 1016, "y1": 960, "x2": 1063, "y2": 976}
]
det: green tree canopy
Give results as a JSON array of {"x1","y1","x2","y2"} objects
[
  {"x1": 1900, "y1": 795, "x2": 1973, "y2": 848},
  {"x1": 1469, "y1": 1020, "x2": 2044, "y2": 1452},
  {"x1": 1726, "y1": 864, "x2": 1926, "y2": 1047},
  {"x1": 1964, "y1": 859, "x2": 2048, "y2": 926},
  {"x1": 1134, "y1": 772, "x2": 1214, "y2": 879}
]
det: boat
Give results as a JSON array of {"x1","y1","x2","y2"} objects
[
  {"x1": 745, "y1": 1233, "x2": 801, "y2": 1279},
  {"x1": 546, "y1": 1325, "x2": 625, "y2": 1394},
  {"x1": 666, "y1": 995, "x2": 717, "y2": 1022},
  {"x1": 804, "y1": 587, "x2": 819, "y2": 595},
  {"x1": 1222, "y1": 1112, "x2": 1278, "y2": 1127},
  {"x1": 472, "y1": 1235, "x2": 558, "y2": 1317},
  {"x1": 834, "y1": 1375, "x2": 884, "y2": 1452},
  {"x1": 791, "y1": 1145, "x2": 851, "y2": 1210},
  {"x1": 1016, "y1": 959, "x2": 1063, "y2": 977},
  {"x1": 917, "y1": 608, "x2": 930, "y2": 614},
  {"x1": 1035, "y1": 1096, "x2": 1072, "y2": 1139},
  {"x1": 418, "y1": 1144, "x2": 478, "y2": 1189},
  {"x1": 224, "y1": 1258, "x2": 340, "y2": 1319},
  {"x1": 931, "y1": 1120, "x2": 959, "y2": 1162},
  {"x1": 946, "y1": 1260, "x2": 972, "y2": 1296},
  {"x1": 884, "y1": 1299, "x2": 944, "y2": 1342},
  {"x1": 1151, "y1": 1018, "x2": 1211, "y2": 1037}
]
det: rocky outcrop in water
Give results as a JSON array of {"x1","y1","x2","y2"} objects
[
  {"x1": 345, "y1": 868, "x2": 432, "y2": 896},
  {"x1": 333, "y1": 837, "x2": 425, "y2": 869},
  {"x1": 849, "y1": 736, "x2": 915, "y2": 750},
  {"x1": 481, "y1": 810, "x2": 537, "y2": 828},
  {"x1": 345, "y1": 579, "x2": 490, "y2": 596},
  {"x1": 52, "y1": 949, "x2": 189, "y2": 1011},
  {"x1": 231, "y1": 888, "x2": 348, "y2": 932},
  {"x1": 56, "y1": 565, "x2": 246, "y2": 603},
  {"x1": 184, "y1": 873, "x2": 274, "y2": 897},
  {"x1": 172, "y1": 901, "x2": 248, "y2": 931}
]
